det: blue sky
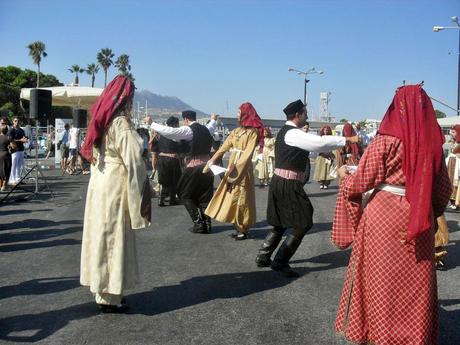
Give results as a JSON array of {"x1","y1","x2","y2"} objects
[{"x1": 1, "y1": 0, "x2": 459, "y2": 120}]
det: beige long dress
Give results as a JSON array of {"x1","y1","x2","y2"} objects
[
  {"x1": 80, "y1": 116, "x2": 150, "y2": 302},
  {"x1": 253, "y1": 137, "x2": 275, "y2": 181},
  {"x1": 204, "y1": 127, "x2": 258, "y2": 233}
]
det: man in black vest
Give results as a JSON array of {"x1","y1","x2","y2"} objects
[
  {"x1": 152, "y1": 116, "x2": 183, "y2": 207},
  {"x1": 255, "y1": 100, "x2": 358, "y2": 277},
  {"x1": 146, "y1": 111, "x2": 217, "y2": 233}
]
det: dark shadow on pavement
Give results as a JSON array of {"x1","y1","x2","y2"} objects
[
  {"x1": 447, "y1": 220, "x2": 459, "y2": 233},
  {"x1": 0, "y1": 238, "x2": 81, "y2": 252},
  {"x1": 0, "y1": 277, "x2": 80, "y2": 300},
  {"x1": 0, "y1": 219, "x2": 81, "y2": 231},
  {"x1": 439, "y1": 299, "x2": 460, "y2": 345},
  {"x1": 0, "y1": 208, "x2": 53, "y2": 216},
  {"x1": 290, "y1": 248, "x2": 351, "y2": 271},
  {"x1": 0, "y1": 226, "x2": 82, "y2": 244},
  {"x1": 0, "y1": 270, "x2": 306, "y2": 342},
  {"x1": 307, "y1": 191, "x2": 338, "y2": 198},
  {"x1": 0, "y1": 301, "x2": 97, "y2": 342},
  {"x1": 443, "y1": 239, "x2": 460, "y2": 270},
  {"x1": 212, "y1": 220, "x2": 270, "y2": 234},
  {"x1": 127, "y1": 269, "x2": 308, "y2": 316}
]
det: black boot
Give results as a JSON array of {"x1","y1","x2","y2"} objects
[
  {"x1": 196, "y1": 207, "x2": 210, "y2": 234},
  {"x1": 255, "y1": 230, "x2": 283, "y2": 267},
  {"x1": 183, "y1": 200, "x2": 208, "y2": 234},
  {"x1": 182, "y1": 200, "x2": 207, "y2": 233},
  {"x1": 271, "y1": 234, "x2": 303, "y2": 277},
  {"x1": 158, "y1": 185, "x2": 167, "y2": 207},
  {"x1": 200, "y1": 205, "x2": 212, "y2": 232},
  {"x1": 169, "y1": 194, "x2": 179, "y2": 206}
]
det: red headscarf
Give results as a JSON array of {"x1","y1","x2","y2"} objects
[
  {"x1": 239, "y1": 102, "x2": 265, "y2": 152},
  {"x1": 452, "y1": 124, "x2": 460, "y2": 143},
  {"x1": 80, "y1": 75, "x2": 135, "y2": 161},
  {"x1": 379, "y1": 85, "x2": 444, "y2": 241},
  {"x1": 342, "y1": 122, "x2": 360, "y2": 158},
  {"x1": 320, "y1": 125, "x2": 332, "y2": 136}
]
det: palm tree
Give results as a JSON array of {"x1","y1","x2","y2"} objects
[
  {"x1": 27, "y1": 41, "x2": 47, "y2": 87},
  {"x1": 97, "y1": 48, "x2": 114, "y2": 87},
  {"x1": 115, "y1": 54, "x2": 131, "y2": 76},
  {"x1": 68, "y1": 64, "x2": 85, "y2": 85},
  {"x1": 86, "y1": 63, "x2": 100, "y2": 87}
]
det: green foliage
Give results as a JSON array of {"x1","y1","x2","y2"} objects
[
  {"x1": 27, "y1": 41, "x2": 47, "y2": 87},
  {"x1": 97, "y1": 48, "x2": 114, "y2": 87},
  {"x1": 68, "y1": 64, "x2": 85, "y2": 84},
  {"x1": 86, "y1": 63, "x2": 100, "y2": 87},
  {"x1": 115, "y1": 54, "x2": 131, "y2": 75},
  {"x1": 340, "y1": 118, "x2": 348, "y2": 123},
  {"x1": 435, "y1": 109, "x2": 446, "y2": 118},
  {"x1": 0, "y1": 65, "x2": 63, "y2": 120}
]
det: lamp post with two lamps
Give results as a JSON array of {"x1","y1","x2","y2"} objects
[
  {"x1": 288, "y1": 67, "x2": 324, "y2": 117},
  {"x1": 434, "y1": 16, "x2": 460, "y2": 116}
]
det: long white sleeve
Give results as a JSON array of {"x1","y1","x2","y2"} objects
[
  {"x1": 284, "y1": 127, "x2": 346, "y2": 152},
  {"x1": 150, "y1": 122, "x2": 193, "y2": 141},
  {"x1": 150, "y1": 119, "x2": 217, "y2": 142},
  {"x1": 206, "y1": 119, "x2": 217, "y2": 135}
]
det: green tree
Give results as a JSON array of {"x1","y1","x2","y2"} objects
[
  {"x1": 340, "y1": 118, "x2": 348, "y2": 123},
  {"x1": 68, "y1": 64, "x2": 85, "y2": 85},
  {"x1": 435, "y1": 109, "x2": 446, "y2": 118},
  {"x1": 0, "y1": 65, "x2": 64, "y2": 119},
  {"x1": 27, "y1": 41, "x2": 47, "y2": 88},
  {"x1": 97, "y1": 48, "x2": 114, "y2": 87},
  {"x1": 115, "y1": 54, "x2": 131, "y2": 76},
  {"x1": 86, "y1": 63, "x2": 99, "y2": 87}
]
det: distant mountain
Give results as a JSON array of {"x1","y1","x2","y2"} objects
[{"x1": 133, "y1": 90, "x2": 207, "y2": 118}]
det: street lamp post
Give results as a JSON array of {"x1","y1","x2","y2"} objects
[
  {"x1": 288, "y1": 67, "x2": 324, "y2": 113},
  {"x1": 434, "y1": 16, "x2": 460, "y2": 116}
]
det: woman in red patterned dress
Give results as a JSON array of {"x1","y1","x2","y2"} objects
[{"x1": 332, "y1": 85, "x2": 451, "y2": 345}]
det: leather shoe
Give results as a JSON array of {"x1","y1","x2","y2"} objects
[
  {"x1": 98, "y1": 303, "x2": 129, "y2": 313},
  {"x1": 229, "y1": 231, "x2": 239, "y2": 238},
  {"x1": 235, "y1": 232, "x2": 248, "y2": 241}
]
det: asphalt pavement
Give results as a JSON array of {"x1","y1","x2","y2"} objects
[{"x1": 0, "y1": 161, "x2": 459, "y2": 345}]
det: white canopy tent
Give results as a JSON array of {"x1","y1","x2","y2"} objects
[
  {"x1": 20, "y1": 85, "x2": 103, "y2": 109},
  {"x1": 437, "y1": 116, "x2": 460, "y2": 129}
]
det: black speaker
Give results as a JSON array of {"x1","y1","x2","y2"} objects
[
  {"x1": 29, "y1": 89, "x2": 52, "y2": 120},
  {"x1": 72, "y1": 109, "x2": 87, "y2": 128}
]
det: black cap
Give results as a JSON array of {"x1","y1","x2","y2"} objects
[
  {"x1": 283, "y1": 99, "x2": 304, "y2": 116},
  {"x1": 182, "y1": 110, "x2": 196, "y2": 120},
  {"x1": 166, "y1": 116, "x2": 179, "y2": 127}
]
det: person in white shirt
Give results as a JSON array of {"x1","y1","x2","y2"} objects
[
  {"x1": 255, "y1": 99, "x2": 358, "y2": 277},
  {"x1": 145, "y1": 111, "x2": 217, "y2": 233},
  {"x1": 68, "y1": 125, "x2": 80, "y2": 174}
]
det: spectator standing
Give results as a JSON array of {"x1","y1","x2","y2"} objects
[
  {"x1": 8, "y1": 117, "x2": 28, "y2": 185},
  {"x1": 0, "y1": 117, "x2": 12, "y2": 185},
  {"x1": 59, "y1": 124, "x2": 70, "y2": 173},
  {"x1": 68, "y1": 125, "x2": 80, "y2": 174},
  {"x1": 0, "y1": 126, "x2": 11, "y2": 191}
]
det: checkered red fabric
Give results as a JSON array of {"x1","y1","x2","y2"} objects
[{"x1": 333, "y1": 135, "x2": 452, "y2": 345}]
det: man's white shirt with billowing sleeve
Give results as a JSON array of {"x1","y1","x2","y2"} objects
[
  {"x1": 150, "y1": 120, "x2": 217, "y2": 141},
  {"x1": 283, "y1": 121, "x2": 345, "y2": 152}
]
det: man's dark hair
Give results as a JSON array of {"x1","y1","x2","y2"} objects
[
  {"x1": 304, "y1": 121, "x2": 309, "y2": 127},
  {"x1": 182, "y1": 110, "x2": 197, "y2": 121},
  {"x1": 1, "y1": 126, "x2": 7, "y2": 135},
  {"x1": 64, "y1": 124, "x2": 70, "y2": 130},
  {"x1": 0, "y1": 117, "x2": 10, "y2": 126}
]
